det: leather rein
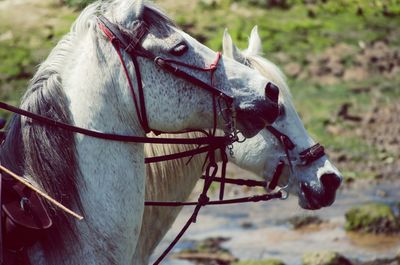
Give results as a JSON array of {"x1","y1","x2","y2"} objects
[{"x1": 0, "y1": 15, "x2": 325, "y2": 265}]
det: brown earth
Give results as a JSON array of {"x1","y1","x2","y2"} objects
[
  {"x1": 283, "y1": 42, "x2": 400, "y2": 85},
  {"x1": 326, "y1": 99, "x2": 400, "y2": 183},
  {"x1": 358, "y1": 102, "x2": 400, "y2": 180}
]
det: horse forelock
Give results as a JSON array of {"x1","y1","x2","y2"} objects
[{"x1": 245, "y1": 55, "x2": 292, "y2": 105}]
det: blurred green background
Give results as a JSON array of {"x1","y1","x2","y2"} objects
[{"x1": 0, "y1": 0, "x2": 399, "y2": 182}]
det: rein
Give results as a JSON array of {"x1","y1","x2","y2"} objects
[{"x1": 145, "y1": 125, "x2": 325, "y2": 265}]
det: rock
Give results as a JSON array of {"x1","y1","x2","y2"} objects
[
  {"x1": 359, "y1": 257, "x2": 400, "y2": 265},
  {"x1": 174, "y1": 251, "x2": 238, "y2": 264},
  {"x1": 240, "y1": 221, "x2": 254, "y2": 229},
  {"x1": 233, "y1": 259, "x2": 286, "y2": 265},
  {"x1": 174, "y1": 236, "x2": 236, "y2": 264},
  {"x1": 288, "y1": 215, "x2": 323, "y2": 229},
  {"x1": 197, "y1": 237, "x2": 230, "y2": 252},
  {"x1": 345, "y1": 203, "x2": 400, "y2": 234},
  {"x1": 302, "y1": 251, "x2": 352, "y2": 265}
]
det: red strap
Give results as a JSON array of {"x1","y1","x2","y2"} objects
[
  {"x1": 98, "y1": 22, "x2": 116, "y2": 42},
  {"x1": 99, "y1": 20, "x2": 150, "y2": 132},
  {"x1": 113, "y1": 44, "x2": 146, "y2": 129}
]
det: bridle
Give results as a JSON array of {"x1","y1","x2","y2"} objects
[
  {"x1": 0, "y1": 14, "x2": 325, "y2": 265},
  {"x1": 97, "y1": 15, "x2": 238, "y2": 139}
]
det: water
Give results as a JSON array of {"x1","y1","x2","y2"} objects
[{"x1": 151, "y1": 181, "x2": 400, "y2": 265}]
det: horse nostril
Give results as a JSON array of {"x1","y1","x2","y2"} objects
[
  {"x1": 265, "y1": 82, "x2": 279, "y2": 104},
  {"x1": 320, "y1": 173, "x2": 341, "y2": 191}
]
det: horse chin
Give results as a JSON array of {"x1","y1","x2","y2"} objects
[{"x1": 298, "y1": 182, "x2": 337, "y2": 210}]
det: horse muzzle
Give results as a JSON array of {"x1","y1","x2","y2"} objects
[{"x1": 299, "y1": 172, "x2": 342, "y2": 210}]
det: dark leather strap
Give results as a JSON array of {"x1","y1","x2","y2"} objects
[
  {"x1": 268, "y1": 160, "x2": 285, "y2": 190},
  {"x1": 152, "y1": 152, "x2": 219, "y2": 265},
  {"x1": 154, "y1": 58, "x2": 234, "y2": 105},
  {"x1": 266, "y1": 126, "x2": 295, "y2": 150},
  {"x1": 145, "y1": 192, "x2": 282, "y2": 206},
  {"x1": 299, "y1": 143, "x2": 325, "y2": 165},
  {"x1": 0, "y1": 102, "x2": 230, "y2": 146},
  {"x1": 199, "y1": 175, "x2": 267, "y2": 188}
]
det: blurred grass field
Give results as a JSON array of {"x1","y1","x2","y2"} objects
[{"x1": 0, "y1": 0, "x2": 399, "y2": 181}]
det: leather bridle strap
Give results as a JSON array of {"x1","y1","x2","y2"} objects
[
  {"x1": 268, "y1": 160, "x2": 285, "y2": 190},
  {"x1": 0, "y1": 102, "x2": 230, "y2": 146},
  {"x1": 147, "y1": 148, "x2": 283, "y2": 265},
  {"x1": 98, "y1": 16, "x2": 151, "y2": 132},
  {"x1": 152, "y1": 150, "x2": 218, "y2": 265},
  {"x1": 154, "y1": 55, "x2": 233, "y2": 105},
  {"x1": 144, "y1": 192, "x2": 282, "y2": 207},
  {"x1": 97, "y1": 15, "x2": 234, "y2": 135},
  {"x1": 266, "y1": 125, "x2": 295, "y2": 150},
  {"x1": 299, "y1": 143, "x2": 325, "y2": 166}
]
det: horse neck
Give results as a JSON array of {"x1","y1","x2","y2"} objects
[
  {"x1": 133, "y1": 132, "x2": 213, "y2": 264},
  {"x1": 29, "y1": 35, "x2": 146, "y2": 265}
]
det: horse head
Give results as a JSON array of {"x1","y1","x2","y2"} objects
[
  {"x1": 224, "y1": 26, "x2": 342, "y2": 210},
  {"x1": 92, "y1": 0, "x2": 280, "y2": 137}
]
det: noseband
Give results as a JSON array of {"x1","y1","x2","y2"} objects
[{"x1": 265, "y1": 126, "x2": 325, "y2": 190}]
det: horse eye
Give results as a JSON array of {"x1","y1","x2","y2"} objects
[{"x1": 169, "y1": 42, "x2": 188, "y2": 56}]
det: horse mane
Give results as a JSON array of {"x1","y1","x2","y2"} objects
[
  {"x1": 145, "y1": 131, "x2": 207, "y2": 200},
  {"x1": 242, "y1": 53, "x2": 292, "y2": 105},
  {"x1": 0, "y1": 0, "x2": 175, "y2": 262},
  {"x1": 0, "y1": 4, "x2": 101, "y2": 260}
]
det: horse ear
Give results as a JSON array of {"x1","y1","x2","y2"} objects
[
  {"x1": 114, "y1": 0, "x2": 144, "y2": 24},
  {"x1": 222, "y1": 28, "x2": 234, "y2": 58},
  {"x1": 246, "y1": 25, "x2": 262, "y2": 56},
  {"x1": 222, "y1": 29, "x2": 247, "y2": 63}
]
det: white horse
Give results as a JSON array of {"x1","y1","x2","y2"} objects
[
  {"x1": 133, "y1": 26, "x2": 343, "y2": 264},
  {"x1": 0, "y1": 1, "x2": 278, "y2": 264}
]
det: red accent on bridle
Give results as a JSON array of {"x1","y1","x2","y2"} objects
[{"x1": 97, "y1": 15, "x2": 233, "y2": 135}]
